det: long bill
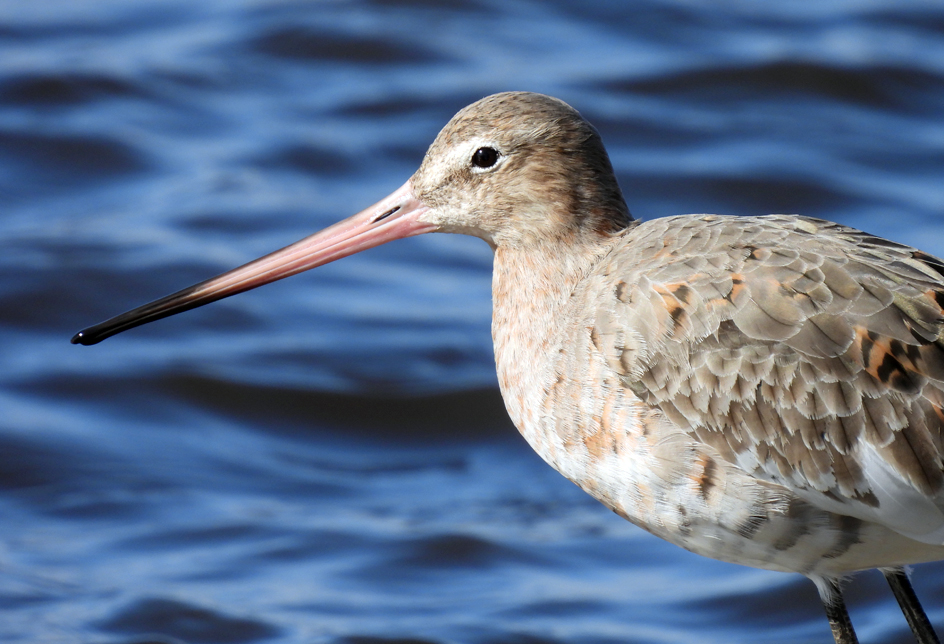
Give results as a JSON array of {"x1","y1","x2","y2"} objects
[{"x1": 72, "y1": 180, "x2": 436, "y2": 346}]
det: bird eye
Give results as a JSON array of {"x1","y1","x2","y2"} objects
[{"x1": 471, "y1": 147, "x2": 499, "y2": 169}]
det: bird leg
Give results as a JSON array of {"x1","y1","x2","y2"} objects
[
  {"x1": 882, "y1": 567, "x2": 941, "y2": 644},
  {"x1": 811, "y1": 576, "x2": 860, "y2": 644}
]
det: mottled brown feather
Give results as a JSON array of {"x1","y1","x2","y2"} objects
[{"x1": 590, "y1": 214, "x2": 944, "y2": 527}]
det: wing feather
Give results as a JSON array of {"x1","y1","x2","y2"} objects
[{"x1": 590, "y1": 214, "x2": 944, "y2": 542}]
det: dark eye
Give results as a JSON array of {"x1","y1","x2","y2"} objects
[{"x1": 471, "y1": 147, "x2": 499, "y2": 168}]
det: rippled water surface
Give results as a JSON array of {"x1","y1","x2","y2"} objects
[{"x1": 3, "y1": 1, "x2": 944, "y2": 642}]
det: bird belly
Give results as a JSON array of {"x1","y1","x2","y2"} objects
[
  {"x1": 502, "y1": 347, "x2": 944, "y2": 575},
  {"x1": 524, "y1": 400, "x2": 944, "y2": 574}
]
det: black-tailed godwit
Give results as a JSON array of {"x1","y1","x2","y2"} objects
[{"x1": 74, "y1": 92, "x2": 944, "y2": 644}]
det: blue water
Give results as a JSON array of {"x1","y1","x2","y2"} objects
[{"x1": 2, "y1": 1, "x2": 944, "y2": 642}]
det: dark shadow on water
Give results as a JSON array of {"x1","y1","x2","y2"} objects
[
  {"x1": 159, "y1": 374, "x2": 515, "y2": 440},
  {"x1": 98, "y1": 597, "x2": 281, "y2": 644},
  {"x1": 604, "y1": 61, "x2": 944, "y2": 113},
  {"x1": 0, "y1": 71, "x2": 150, "y2": 106},
  {"x1": 250, "y1": 28, "x2": 443, "y2": 65}
]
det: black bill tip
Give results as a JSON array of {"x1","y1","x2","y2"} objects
[
  {"x1": 71, "y1": 327, "x2": 109, "y2": 346},
  {"x1": 71, "y1": 330, "x2": 93, "y2": 345}
]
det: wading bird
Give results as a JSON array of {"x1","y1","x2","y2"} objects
[{"x1": 74, "y1": 92, "x2": 944, "y2": 644}]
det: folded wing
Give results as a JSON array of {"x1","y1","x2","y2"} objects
[{"x1": 591, "y1": 215, "x2": 944, "y2": 543}]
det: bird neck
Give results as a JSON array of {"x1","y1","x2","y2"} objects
[{"x1": 490, "y1": 230, "x2": 625, "y2": 430}]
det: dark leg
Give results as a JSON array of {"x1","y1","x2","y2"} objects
[
  {"x1": 883, "y1": 567, "x2": 941, "y2": 644},
  {"x1": 812, "y1": 576, "x2": 860, "y2": 644}
]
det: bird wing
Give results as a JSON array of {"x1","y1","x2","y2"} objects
[{"x1": 590, "y1": 214, "x2": 944, "y2": 542}]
